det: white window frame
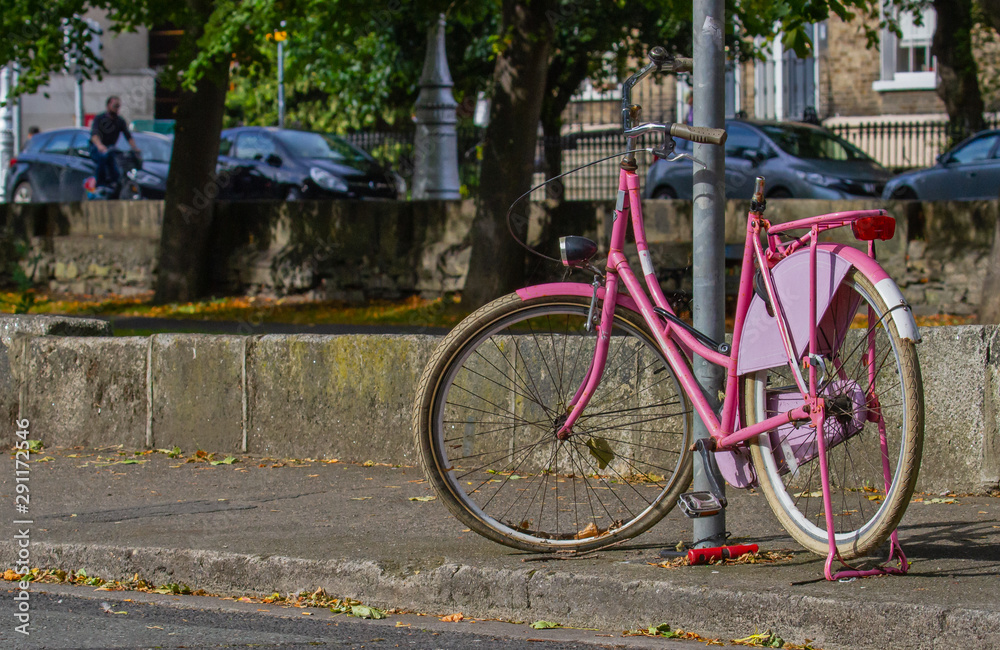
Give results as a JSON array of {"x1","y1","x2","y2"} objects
[
  {"x1": 752, "y1": 26, "x2": 821, "y2": 121},
  {"x1": 873, "y1": 6, "x2": 937, "y2": 92}
]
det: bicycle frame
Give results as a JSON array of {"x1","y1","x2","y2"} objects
[{"x1": 518, "y1": 163, "x2": 915, "y2": 580}]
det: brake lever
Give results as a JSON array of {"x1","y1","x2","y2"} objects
[
  {"x1": 639, "y1": 146, "x2": 707, "y2": 168},
  {"x1": 664, "y1": 151, "x2": 706, "y2": 167}
]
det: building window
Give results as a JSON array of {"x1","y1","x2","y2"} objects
[{"x1": 874, "y1": 8, "x2": 936, "y2": 92}]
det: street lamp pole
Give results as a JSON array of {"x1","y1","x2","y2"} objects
[
  {"x1": 691, "y1": 0, "x2": 727, "y2": 548},
  {"x1": 277, "y1": 20, "x2": 286, "y2": 128},
  {"x1": 0, "y1": 65, "x2": 15, "y2": 202}
]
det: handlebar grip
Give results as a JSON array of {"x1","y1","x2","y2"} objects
[{"x1": 669, "y1": 124, "x2": 728, "y2": 145}]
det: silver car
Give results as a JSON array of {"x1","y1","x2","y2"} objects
[
  {"x1": 644, "y1": 119, "x2": 892, "y2": 200},
  {"x1": 882, "y1": 129, "x2": 1000, "y2": 201}
]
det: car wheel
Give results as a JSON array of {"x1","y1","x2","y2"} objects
[
  {"x1": 285, "y1": 186, "x2": 304, "y2": 201},
  {"x1": 767, "y1": 188, "x2": 792, "y2": 199},
  {"x1": 652, "y1": 186, "x2": 677, "y2": 199},
  {"x1": 12, "y1": 182, "x2": 33, "y2": 203},
  {"x1": 890, "y1": 186, "x2": 918, "y2": 200}
]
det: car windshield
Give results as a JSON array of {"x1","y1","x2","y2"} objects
[
  {"x1": 118, "y1": 134, "x2": 174, "y2": 163},
  {"x1": 759, "y1": 124, "x2": 874, "y2": 162},
  {"x1": 274, "y1": 131, "x2": 371, "y2": 163}
]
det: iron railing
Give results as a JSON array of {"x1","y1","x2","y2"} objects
[
  {"x1": 346, "y1": 115, "x2": 1000, "y2": 200},
  {"x1": 827, "y1": 116, "x2": 1000, "y2": 170}
]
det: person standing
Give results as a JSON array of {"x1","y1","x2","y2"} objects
[{"x1": 89, "y1": 96, "x2": 140, "y2": 189}]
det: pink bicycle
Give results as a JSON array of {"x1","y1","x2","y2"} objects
[{"x1": 414, "y1": 49, "x2": 923, "y2": 580}]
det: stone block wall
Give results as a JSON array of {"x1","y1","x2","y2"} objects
[
  {"x1": 1, "y1": 322, "x2": 996, "y2": 494},
  {"x1": 0, "y1": 199, "x2": 995, "y2": 317}
]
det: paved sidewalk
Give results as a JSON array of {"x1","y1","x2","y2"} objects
[{"x1": 2, "y1": 448, "x2": 998, "y2": 649}]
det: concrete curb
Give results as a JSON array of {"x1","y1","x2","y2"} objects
[
  {"x1": 2, "y1": 322, "x2": 998, "y2": 493},
  {"x1": 7, "y1": 542, "x2": 998, "y2": 650}
]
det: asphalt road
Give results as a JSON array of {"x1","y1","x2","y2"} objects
[{"x1": 1, "y1": 584, "x2": 741, "y2": 649}]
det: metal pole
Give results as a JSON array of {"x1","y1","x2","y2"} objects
[
  {"x1": 277, "y1": 21, "x2": 286, "y2": 128},
  {"x1": 75, "y1": 74, "x2": 84, "y2": 127},
  {"x1": 412, "y1": 13, "x2": 460, "y2": 200},
  {"x1": 0, "y1": 65, "x2": 14, "y2": 203},
  {"x1": 691, "y1": 0, "x2": 727, "y2": 548},
  {"x1": 12, "y1": 65, "x2": 21, "y2": 153}
]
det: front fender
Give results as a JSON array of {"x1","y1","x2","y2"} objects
[
  {"x1": 516, "y1": 282, "x2": 644, "y2": 314},
  {"x1": 736, "y1": 244, "x2": 919, "y2": 377}
]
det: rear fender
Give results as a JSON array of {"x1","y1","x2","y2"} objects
[{"x1": 735, "y1": 244, "x2": 919, "y2": 378}]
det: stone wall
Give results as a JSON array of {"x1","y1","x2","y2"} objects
[
  {"x1": 1, "y1": 316, "x2": 996, "y2": 494},
  {"x1": 0, "y1": 198, "x2": 995, "y2": 316}
]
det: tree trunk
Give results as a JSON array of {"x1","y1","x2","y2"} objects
[
  {"x1": 975, "y1": 0, "x2": 1000, "y2": 322},
  {"x1": 539, "y1": 55, "x2": 589, "y2": 199},
  {"x1": 932, "y1": 0, "x2": 985, "y2": 142},
  {"x1": 460, "y1": 0, "x2": 555, "y2": 309},
  {"x1": 978, "y1": 215, "x2": 1000, "y2": 323},
  {"x1": 540, "y1": 111, "x2": 563, "y2": 199},
  {"x1": 153, "y1": 60, "x2": 230, "y2": 303}
]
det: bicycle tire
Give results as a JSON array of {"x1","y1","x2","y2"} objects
[
  {"x1": 743, "y1": 268, "x2": 923, "y2": 559},
  {"x1": 414, "y1": 293, "x2": 693, "y2": 552}
]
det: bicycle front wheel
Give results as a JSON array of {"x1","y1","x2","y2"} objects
[
  {"x1": 414, "y1": 293, "x2": 693, "y2": 552},
  {"x1": 743, "y1": 268, "x2": 923, "y2": 559}
]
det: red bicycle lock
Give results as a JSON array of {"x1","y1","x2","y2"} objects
[{"x1": 687, "y1": 544, "x2": 759, "y2": 565}]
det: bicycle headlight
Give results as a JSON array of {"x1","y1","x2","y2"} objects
[{"x1": 310, "y1": 167, "x2": 349, "y2": 193}]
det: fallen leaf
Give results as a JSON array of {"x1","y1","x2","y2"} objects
[
  {"x1": 409, "y1": 496, "x2": 436, "y2": 502},
  {"x1": 585, "y1": 437, "x2": 615, "y2": 469},
  {"x1": 530, "y1": 620, "x2": 562, "y2": 630},
  {"x1": 574, "y1": 522, "x2": 603, "y2": 539},
  {"x1": 440, "y1": 612, "x2": 464, "y2": 622},
  {"x1": 210, "y1": 456, "x2": 238, "y2": 466},
  {"x1": 351, "y1": 605, "x2": 386, "y2": 619}
]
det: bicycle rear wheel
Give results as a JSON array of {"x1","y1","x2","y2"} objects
[
  {"x1": 743, "y1": 268, "x2": 923, "y2": 559},
  {"x1": 414, "y1": 293, "x2": 693, "y2": 552}
]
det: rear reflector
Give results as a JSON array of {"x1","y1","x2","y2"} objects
[
  {"x1": 7, "y1": 157, "x2": 15, "y2": 168},
  {"x1": 851, "y1": 215, "x2": 895, "y2": 241}
]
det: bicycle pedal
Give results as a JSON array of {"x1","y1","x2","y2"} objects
[{"x1": 678, "y1": 491, "x2": 726, "y2": 518}]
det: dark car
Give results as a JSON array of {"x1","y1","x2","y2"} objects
[
  {"x1": 5, "y1": 127, "x2": 173, "y2": 202},
  {"x1": 120, "y1": 133, "x2": 173, "y2": 200},
  {"x1": 882, "y1": 129, "x2": 1000, "y2": 201},
  {"x1": 644, "y1": 119, "x2": 892, "y2": 200},
  {"x1": 217, "y1": 127, "x2": 400, "y2": 200}
]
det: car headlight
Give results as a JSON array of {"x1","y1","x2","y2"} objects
[
  {"x1": 128, "y1": 169, "x2": 162, "y2": 186},
  {"x1": 794, "y1": 170, "x2": 841, "y2": 187},
  {"x1": 310, "y1": 167, "x2": 349, "y2": 192}
]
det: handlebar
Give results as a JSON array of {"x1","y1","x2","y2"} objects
[
  {"x1": 621, "y1": 47, "x2": 726, "y2": 147},
  {"x1": 669, "y1": 124, "x2": 727, "y2": 146}
]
